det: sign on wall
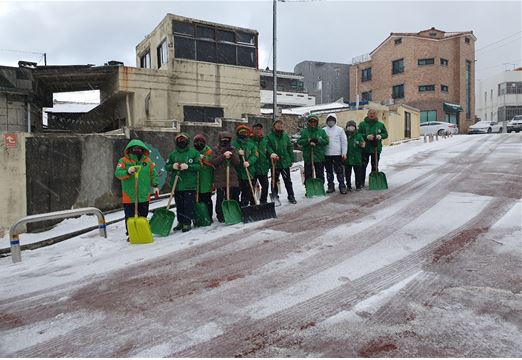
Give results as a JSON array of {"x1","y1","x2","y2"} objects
[{"x1": 3, "y1": 133, "x2": 17, "y2": 148}]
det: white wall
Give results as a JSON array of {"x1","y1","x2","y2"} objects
[
  {"x1": 260, "y1": 90, "x2": 316, "y2": 108},
  {"x1": 476, "y1": 70, "x2": 522, "y2": 122}
]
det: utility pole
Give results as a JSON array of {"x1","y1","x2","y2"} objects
[
  {"x1": 44, "y1": 53, "x2": 47, "y2": 66},
  {"x1": 272, "y1": 0, "x2": 277, "y2": 123}
]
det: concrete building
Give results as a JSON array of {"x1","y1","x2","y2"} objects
[
  {"x1": 349, "y1": 27, "x2": 476, "y2": 133},
  {"x1": 476, "y1": 68, "x2": 522, "y2": 123},
  {"x1": 259, "y1": 69, "x2": 315, "y2": 109},
  {"x1": 294, "y1": 61, "x2": 350, "y2": 104}
]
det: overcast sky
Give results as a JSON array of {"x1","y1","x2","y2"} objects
[{"x1": 1, "y1": 0, "x2": 521, "y2": 101}]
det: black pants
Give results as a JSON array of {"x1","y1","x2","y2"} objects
[
  {"x1": 253, "y1": 174, "x2": 269, "y2": 203},
  {"x1": 198, "y1": 192, "x2": 213, "y2": 221},
  {"x1": 216, "y1": 186, "x2": 240, "y2": 222},
  {"x1": 304, "y1": 161, "x2": 325, "y2": 183},
  {"x1": 345, "y1": 164, "x2": 364, "y2": 189},
  {"x1": 239, "y1": 179, "x2": 255, "y2": 206},
  {"x1": 362, "y1": 152, "x2": 381, "y2": 186},
  {"x1": 271, "y1": 167, "x2": 295, "y2": 198},
  {"x1": 123, "y1": 202, "x2": 149, "y2": 235},
  {"x1": 174, "y1": 190, "x2": 196, "y2": 225},
  {"x1": 324, "y1": 155, "x2": 346, "y2": 189}
]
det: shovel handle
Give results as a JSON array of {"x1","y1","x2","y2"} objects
[
  {"x1": 133, "y1": 165, "x2": 142, "y2": 218},
  {"x1": 226, "y1": 161, "x2": 230, "y2": 201},
  {"x1": 271, "y1": 157, "x2": 277, "y2": 189},
  {"x1": 374, "y1": 144, "x2": 379, "y2": 172},
  {"x1": 166, "y1": 174, "x2": 179, "y2": 209},
  {"x1": 196, "y1": 172, "x2": 200, "y2": 203},
  {"x1": 311, "y1": 147, "x2": 316, "y2": 179},
  {"x1": 241, "y1": 154, "x2": 259, "y2": 206}
]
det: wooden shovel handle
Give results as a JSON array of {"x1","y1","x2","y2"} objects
[
  {"x1": 133, "y1": 165, "x2": 142, "y2": 218},
  {"x1": 241, "y1": 154, "x2": 259, "y2": 205},
  {"x1": 166, "y1": 174, "x2": 179, "y2": 208},
  {"x1": 311, "y1": 147, "x2": 316, "y2": 179}
]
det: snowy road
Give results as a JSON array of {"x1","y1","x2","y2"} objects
[{"x1": 1, "y1": 134, "x2": 521, "y2": 357}]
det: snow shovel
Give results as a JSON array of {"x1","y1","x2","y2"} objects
[
  {"x1": 269, "y1": 157, "x2": 281, "y2": 207},
  {"x1": 305, "y1": 147, "x2": 325, "y2": 198},
  {"x1": 149, "y1": 173, "x2": 179, "y2": 236},
  {"x1": 194, "y1": 173, "x2": 212, "y2": 227},
  {"x1": 369, "y1": 144, "x2": 388, "y2": 190},
  {"x1": 222, "y1": 160, "x2": 242, "y2": 225},
  {"x1": 127, "y1": 166, "x2": 154, "y2": 244},
  {"x1": 240, "y1": 155, "x2": 277, "y2": 223}
]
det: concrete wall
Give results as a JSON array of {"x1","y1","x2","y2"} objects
[
  {"x1": 294, "y1": 61, "x2": 350, "y2": 104},
  {"x1": 0, "y1": 132, "x2": 27, "y2": 236}
]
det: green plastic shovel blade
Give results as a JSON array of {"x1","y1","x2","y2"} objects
[
  {"x1": 369, "y1": 171, "x2": 388, "y2": 190},
  {"x1": 149, "y1": 208, "x2": 176, "y2": 236}
]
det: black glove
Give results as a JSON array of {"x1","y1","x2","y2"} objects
[{"x1": 309, "y1": 138, "x2": 318, "y2": 145}]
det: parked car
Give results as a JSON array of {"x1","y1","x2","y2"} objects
[
  {"x1": 468, "y1": 121, "x2": 503, "y2": 134},
  {"x1": 420, "y1": 121, "x2": 459, "y2": 136},
  {"x1": 507, "y1": 115, "x2": 522, "y2": 133}
]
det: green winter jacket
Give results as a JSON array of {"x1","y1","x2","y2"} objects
[
  {"x1": 344, "y1": 132, "x2": 365, "y2": 166},
  {"x1": 164, "y1": 145, "x2": 201, "y2": 192},
  {"x1": 358, "y1": 117, "x2": 388, "y2": 153},
  {"x1": 232, "y1": 137, "x2": 258, "y2": 180},
  {"x1": 297, "y1": 125, "x2": 329, "y2": 163},
  {"x1": 114, "y1": 139, "x2": 158, "y2": 204},
  {"x1": 267, "y1": 130, "x2": 294, "y2": 169},
  {"x1": 197, "y1": 145, "x2": 214, "y2": 193},
  {"x1": 252, "y1": 135, "x2": 270, "y2": 176}
]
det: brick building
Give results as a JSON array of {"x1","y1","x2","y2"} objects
[{"x1": 349, "y1": 27, "x2": 476, "y2": 133}]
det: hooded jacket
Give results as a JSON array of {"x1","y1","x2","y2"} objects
[
  {"x1": 211, "y1": 131, "x2": 241, "y2": 188},
  {"x1": 267, "y1": 128, "x2": 294, "y2": 169},
  {"x1": 114, "y1": 139, "x2": 158, "y2": 204},
  {"x1": 232, "y1": 133, "x2": 258, "y2": 180},
  {"x1": 323, "y1": 113, "x2": 348, "y2": 156},
  {"x1": 358, "y1": 116, "x2": 389, "y2": 153},
  {"x1": 297, "y1": 115, "x2": 330, "y2": 163},
  {"x1": 164, "y1": 133, "x2": 201, "y2": 191}
]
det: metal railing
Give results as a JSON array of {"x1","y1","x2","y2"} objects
[{"x1": 9, "y1": 207, "x2": 107, "y2": 263}]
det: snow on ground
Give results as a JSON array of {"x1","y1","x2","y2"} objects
[{"x1": 0, "y1": 134, "x2": 499, "y2": 302}]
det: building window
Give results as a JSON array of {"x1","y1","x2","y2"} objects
[
  {"x1": 484, "y1": 91, "x2": 487, "y2": 103},
  {"x1": 291, "y1": 79, "x2": 304, "y2": 92},
  {"x1": 157, "y1": 40, "x2": 168, "y2": 68},
  {"x1": 499, "y1": 81, "x2": 522, "y2": 95},
  {"x1": 392, "y1": 58, "x2": 404, "y2": 75},
  {"x1": 420, "y1": 110, "x2": 437, "y2": 123},
  {"x1": 183, "y1": 106, "x2": 224, "y2": 123},
  {"x1": 392, "y1": 84, "x2": 404, "y2": 99},
  {"x1": 441, "y1": 84, "x2": 449, "y2": 92},
  {"x1": 362, "y1": 91, "x2": 372, "y2": 101},
  {"x1": 440, "y1": 58, "x2": 448, "y2": 66},
  {"x1": 418, "y1": 58, "x2": 435, "y2": 66},
  {"x1": 465, "y1": 37, "x2": 470, "y2": 44},
  {"x1": 140, "y1": 51, "x2": 151, "y2": 68},
  {"x1": 361, "y1": 67, "x2": 372, "y2": 82},
  {"x1": 419, "y1": 85, "x2": 435, "y2": 92},
  {"x1": 172, "y1": 21, "x2": 257, "y2": 68},
  {"x1": 394, "y1": 38, "x2": 402, "y2": 45},
  {"x1": 466, "y1": 60, "x2": 471, "y2": 118}
]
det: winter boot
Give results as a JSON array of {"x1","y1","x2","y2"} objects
[
  {"x1": 182, "y1": 224, "x2": 191, "y2": 233},
  {"x1": 288, "y1": 196, "x2": 297, "y2": 204},
  {"x1": 173, "y1": 223, "x2": 183, "y2": 231},
  {"x1": 340, "y1": 186, "x2": 348, "y2": 194},
  {"x1": 326, "y1": 184, "x2": 335, "y2": 193}
]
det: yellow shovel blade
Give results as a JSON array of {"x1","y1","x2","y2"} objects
[{"x1": 127, "y1": 216, "x2": 154, "y2": 244}]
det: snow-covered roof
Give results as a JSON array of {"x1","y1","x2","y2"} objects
[{"x1": 44, "y1": 101, "x2": 99, "y2": 114}]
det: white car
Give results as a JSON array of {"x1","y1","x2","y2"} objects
[
  {"x1": 468, "y1": 121, "x2": 503, "y2": 134},
  {"x1": 507, "y1": 115, "x2": 522, "y2": 133},
  {"x1": 420, "y1": 121, "x2": 459, "y2": 136}
]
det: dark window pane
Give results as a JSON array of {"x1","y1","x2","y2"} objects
[
  {"x1": 217, "y1": 43, "x2": 236, "y2": 65},
  {"x1": 197, "y1": 40, "x2": 216, "y2": 63},
  {"x1": 174, "y1": 36, "x2": 195, "y2": 60},
  {"x1": 237, "y1": 31, "x2": 255, "y2": 45},
  {"x1": 217, "y1": 29, "x2": 235, "y2": 42},
  {"x1": 418, "y1": 58, "x2": 435, "y2": 65},
  {"x1": 173, "y1": 21, "x2": 194, "y2": 36},
  {"x1": 392, "y1": 84, "x2": 404, "y2": 99},
  {"x1": 392, "y1": 59, "x2": 404, "y2": 74},
  {"x1": 196, "y1": 26, "x2": 215, "y2": 40},
  {"x1": 237, "y1": 46, "x2": 256, "y2": 67},
  {"x1": 184, "y1": 106, "x2": 224, "y2": 123}
]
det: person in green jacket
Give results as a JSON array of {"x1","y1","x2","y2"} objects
[
  {"x1": 344, "y1": 120, "x2": 366, "y2": 191},
  {"x1": 358, "y1": 109, "x2": 389, "y2": 187},
  {"x1": 297, "y1": 113, "x2": 329, "y2": 184},
  {"x1": 193, "y1": 133, "x2": 214, "y2": 222},
  {"x1": 267, "y1": 119, "x2": 297, "y2": 204},
  {"x1": 114, "y1": 139, "x2": 159, "y2": 240},
  {"x1": 232, "y1": 124, "x2": 258, "y2": 206},
  {"x1": 164, "y1": 133, "x2": 201, "y2": 232},
  {"x1": 251, "y1": 123, "x2": 270, "y2": 204}
]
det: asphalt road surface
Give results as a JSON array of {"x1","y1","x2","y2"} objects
[{"x1": 1, "y1": 134, "x2": 521, "y2": 357}]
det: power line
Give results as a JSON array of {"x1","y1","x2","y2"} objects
[
  {"x1": 476, "y1": 31, "x2": 522, "y2": 52},
  {"x1": 0, "y1": 48, "x2": 45, "y2": 56}
]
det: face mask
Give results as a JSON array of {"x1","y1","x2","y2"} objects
[
  {"x1": 194, "y1": 141, "x2": 205, "y2": 151},
  {"x1": 347, "y1": 126, "x2": 356, "y2": 132},
  {"x1": 238, "y1": 133, "x2": 248, "y2": 139},
  {"x1": 220, "y1": 139, "x2": 231, "y2": 147},
  {"x1": 327, "y1": 120, "x2": 335, "y2": 127},
  {"x1": 130, "y1": 148, "x2": 143, "y2": 158},
  {"x1": 275, "y1": 129, "x2": 283, "y2": 135},
  {"x1": 176, "y1": 139, "x2": 188, "y2": 149}
]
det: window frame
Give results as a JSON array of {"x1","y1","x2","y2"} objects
[
  {"x1": 440, "y1": 58, "x2": 449, "y2": 66},
  {"x1": 418, "y1": 58, "x2": 435, "y2": 66},
  {"x1": 441, "y1": 84, "x2": 449, "y2": 92},
  {"x1": 183, "y1": 105, "x2": 224, "y2": 123},
  {"x1": 392, "y1": 58, "x2": 404, "y2": 75},
  {"x1": 156, "y1": 39, "x2": 168, "y2": 68},
  {"x1": 140, "y1": 50, "x2": 151, "y2": 69},
  {"x1": 419, "y1": 84, "x2": 435, "y2": 92},
  {"x1": 392, "y1": 84, "x2": 404, "y2": 99},
  {"x1": 361, "y1": 67, "x2": 372, "y2": 82}
]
